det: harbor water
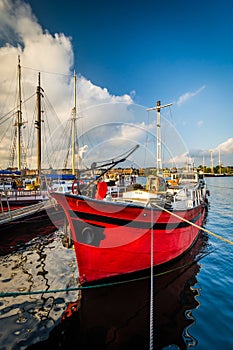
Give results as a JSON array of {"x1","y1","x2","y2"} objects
[{"x1": 0, "y1": 176, "x2": 232, "y2": 349}]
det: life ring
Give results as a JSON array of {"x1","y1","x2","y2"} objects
[{"x1": 72, "y1": 178, "x2": 79, "y2": 194}]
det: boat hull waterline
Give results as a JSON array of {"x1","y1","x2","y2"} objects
[{"x1": 51, "y1": 192, "x2": 206, "y2": 285}]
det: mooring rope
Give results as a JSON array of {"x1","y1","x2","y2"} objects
[
  {"x1": 149, "y1": 208, "x2": 154, "y2": 350},
  {"x1": 152, "y1": 203, "x2": 233, "y2": 246},
  {"x1": 2, "y1": 200, "x2": 229, "y2": 301},
  {"x1": 0, "y1": 250, "x2": 213, "y2": 298}
]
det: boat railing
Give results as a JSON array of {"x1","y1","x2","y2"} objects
[
  {"x1": 107, "y1": 185, "x2": 128, "y2": 197},
  {"x1": 0, "y1": 192, "x2": 11, "y2": 215},
  {"x1": 173, "y1": 183, "x2": 203, "y2": 208},
  {"x1": 0, "y1": 189, "x2": 48, "y2": 199},
  {"x1": 0, "y1": 199, "x2": 55, "y2": 224}
]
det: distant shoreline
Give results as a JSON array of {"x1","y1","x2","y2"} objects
[{"x1": 204, "y1": 173, "x2": 233, "y2": 177}]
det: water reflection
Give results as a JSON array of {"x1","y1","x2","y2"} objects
[
  {"x1": 0, "y1": 206, "x2": 65, "y2": 256},
  {"x1": 0, "y1": 232, "x2": 78, "y2": 349},
  {"x1": 30, "y1": 232, "x2": 210, "y2": 350}
]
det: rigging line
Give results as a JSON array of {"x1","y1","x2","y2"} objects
[
  {"x1": 25, "y1": 104, "x2": 37, "y2": 168},
  {"x1": 0, "y1": 117, "x2": 12, "y2": 143},
  {"x1": 60, "y1": 124, "x2": 72, "y2": 168},
  {"x1": 43, "y1": 92, "x2": 63, "y2": 125},
  {"x1": 42, "y1": 118, "x2": 50, "y2": 168},
  {"x1": 0, "y1": 93, "x2": 36, "y2": 124},
  {"x1": 52, "y1": 120, "x2": 71, "y2": 168},
  {"x1": 151, "y1": 203, "x2": 233, "y2": 246},
  {"x1": 92, "y1": 144, "x2": 140, "y2": 165},
  {"x1": 41, "y1": 101, "x2": 58, "y2": 168},
  {"x1": 8, "y1": 127, "x2": 17, "y2": 168},
  {"x1": 47, "y1": 118, "x2": 70, "y2": 168},
  {"x1": 79, "y1": 145, "x2": 139, "y2": 190},
  {"x1": 63, "y1": 125, "x2": 73, "y2": 169},
  {"x1": 46, "y1": 123, "x2": 63, "y2": 167},
  {"x1": 0, "y1": 70, "x2": 16, "y2": 117},
  {"x1": 0, "y1": 250, "x2": 213, "y2": 298},
  {"x1": 165, "y1": 104, "x2": 175, "y2": 125},
  {"x1": 143, "y1": 110, "x2": 150, "y2": 167},
  {"x1": 0, "y1": 113, "x2": 15, "y2": 125},
  {"x1": 21, "y1": 65, "x2": 72, "y2": 77},
  {"x1": 0, "y1": 112, "x2": 13, "y2": 124}
]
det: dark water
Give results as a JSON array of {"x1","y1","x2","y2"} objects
[{"x1": 0, "y1": 177, "x2": 232, "y2": 349}]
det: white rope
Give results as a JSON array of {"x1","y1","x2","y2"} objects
[
  {"x1": 152, "y1": 203, "x2": 233, "y2": 246},
  {"x1": 149, "y1": 207, "x2": 154, "y2": 350},
  {"x1": 147, "y1": 200, "x2": 231, "y2": 350}
]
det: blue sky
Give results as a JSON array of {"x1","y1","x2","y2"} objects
[{"x1": 0, "y1": 0, "x2": 233, "y2": 169}]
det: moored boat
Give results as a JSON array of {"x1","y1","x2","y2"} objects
[
  {"x1": 0, "y1": 56, "x2": 50, "y2": 211},
  {"x1": 51, "y1": 101, "x2": 210, "y2": 285},
  {"x1": 0, "y1": 57, "x2": 67, "y2": 233},
  {"x1": 52, "y1": 172, "x2": 208, "y2": 284}
]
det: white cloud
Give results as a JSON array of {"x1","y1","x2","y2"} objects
[
  {"x1": 0, "y1": 0, "x2": 136, "y2": 169},
  {"x1": 167, "y1": 152, "x2": 190, "y2": 167},
  {"x1": 77, "y1": 76, "x2": 132, "y2": 110},
  {"x1": 176, "y1": 85, "x2": 206, "y2": 106},
  {"x1": 0, "y1": 0, "x2": 133, "y2": 117},
  {"x1": 182, "y1": 138, "x2": 233, "y2": 167},
  {"x1": 0, "y1": 0, "x2": 202, "y2": 170},
  {"x1": 215, "y1": 138, "x2": 233, "y2": 154}
]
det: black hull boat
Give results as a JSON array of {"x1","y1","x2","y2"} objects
[{"x1": 0, "y1": 200, "x2": 65, "y2": 255}]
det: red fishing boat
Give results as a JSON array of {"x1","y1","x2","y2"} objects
[
  {"x1": 52, "y1": 171, "x2": 208, "y2": 285},
  {"x1": 51, "y1": 101, "x2": 210, "y2": 285}
]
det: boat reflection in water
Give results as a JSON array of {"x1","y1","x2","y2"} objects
[
  {"x1": 0, "y1": 204, "x2": 65, "y2": 256},
  {"x1": 33, "y1": 232, "x2": 209, "y2": 350}
]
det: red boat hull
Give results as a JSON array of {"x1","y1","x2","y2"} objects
[{"x1": 52, "y1": 192, "x2": 206, "y2": 284}]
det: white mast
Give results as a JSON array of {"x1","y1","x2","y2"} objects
[
  {"x1": 218, "y1": 149, "x2": 221, "y2": 174},
  {"x1": 147, "y1": 100, "x2": 172, "y2": 174},
  {"x1": 209, "y1": 149, "x2": 214, "y2": 174},
  {"x1": 71, "y1": 71, "x2": 77, "y2": 175},
  {"x1": 16, "y1": 55, "x2": 22, "y2": 171}
]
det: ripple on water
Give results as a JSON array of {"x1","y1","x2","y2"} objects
[{"x1": 0, "y1": 231, "x2": 79, "y2": 349}]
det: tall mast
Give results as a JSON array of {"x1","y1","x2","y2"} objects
[
  {"x1": 35, "y1": 72, "x2": 43, "y2": 180},
  {"x1": 16, "y1": 55, "x2": 22, "y2": 170},
  {"x1": 147, "y1": 100, "x2": 172, "y2": 174},
  {"x1": 218, "y1": 149, "x2": 221, "y2": 174},
  {"x1": 71, "y1": 71, "x2": 77, "y2": 175},
  {"x1": 209, "y1": 149, "x2": 214, "y2": 174}
]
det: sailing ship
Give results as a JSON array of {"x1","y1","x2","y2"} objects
[
  {"x1": 0, "y1": 56, "x2": 50, "y2": 210},
  {"x1": 51, "y1": 101, "x2": 210, "y2": 285},
  {"x1": 0, "y1": 57, "x2": 65, "y2": 231}
]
